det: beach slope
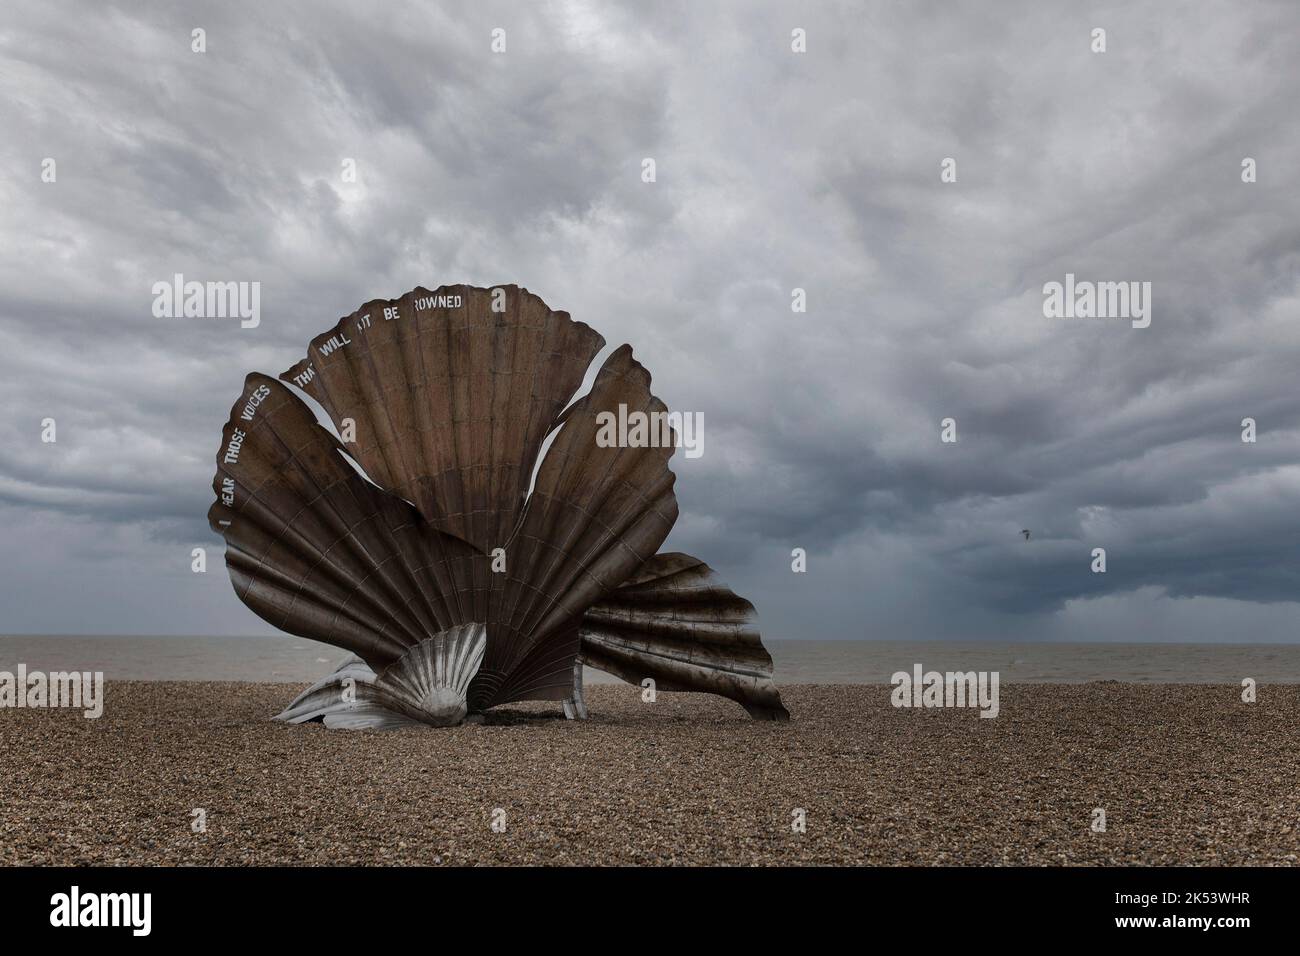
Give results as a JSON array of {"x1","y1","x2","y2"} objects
[{"x1": 2, "y1": 682, "x2": 1297, "y2": 865}]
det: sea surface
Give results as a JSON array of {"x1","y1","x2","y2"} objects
[{"x1": 2, "y1": 636, "x2": 1300, "y2": 683}]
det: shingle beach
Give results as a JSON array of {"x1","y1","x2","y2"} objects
[{"x1": 2, "y1": 682, "x2": 1297, "y2": 866}]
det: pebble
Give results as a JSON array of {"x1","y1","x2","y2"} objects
[{"x1": 1, "y1": 681, "x2": 1296, "y2": 865}]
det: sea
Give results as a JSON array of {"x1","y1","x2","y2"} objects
[{"x1": 2, "y1": 636, "x2": 1299, "y2": 683}]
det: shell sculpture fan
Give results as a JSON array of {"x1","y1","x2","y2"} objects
[{"x1": 208, "y1": 284, "x2": 788, "y2": 728}]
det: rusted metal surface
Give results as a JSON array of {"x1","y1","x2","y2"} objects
[
  {"x1": 580, "y1": 553, "x2": 789, "y2": 720},
  {"x1": 562, "y1": 657, "x2": 588, "y2": 721},
  {"x1": 211, "y1": 284, "x2": 788, "y2": 726}
]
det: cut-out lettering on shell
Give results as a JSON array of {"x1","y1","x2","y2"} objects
[{"x1": 209, "y1": 284, "x2": 788, "y2": 726}]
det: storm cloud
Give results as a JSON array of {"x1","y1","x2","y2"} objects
[{"x1": 2, "y1": 0, "x2": 1299, "y2": 642}]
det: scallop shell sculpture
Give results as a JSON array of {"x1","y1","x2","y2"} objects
[{"x1": 208, "y1": 284, "x2": 788, "y2": 727}]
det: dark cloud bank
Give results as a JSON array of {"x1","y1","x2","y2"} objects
[{"x1": 2, "y1": 1, "x2": 1299, "y2": 641}]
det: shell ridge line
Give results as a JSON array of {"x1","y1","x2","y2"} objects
[
  {"x1": 509, "y1": 349, "x2": 673, "y2": 647},
  {"x1": 405, "y1": 533, "x2": 462, "y2": 634},
  {"x1": 486, "y1": 307, "x2": 579, "y2": 665},
  {"x1": 406, "y1": 299, "x2": 465, "y2": 624},
  {"x1": 229, "y1": 542, "x2": 406, "y2": 663},
  {"x1": 498, "y1": 303, "x2": 608, "y2": 554},
  {"x1": 345, "y1": 308, "x2": 407, "y2": 505},
  {"x1": 612, "y1": 573, "x2": 739, "y2": 602},
  {"x1": 294, "y1": 350, "x2": 348, "y2": 467},
  {"x1": 473, "y1": 284, "x2": 510, "y2": 544},
  {"x1": 404, "y1": 548, "x2": 476, "y2": 628},
  {"x1": 579, "y1": 629, "x2": 772, "y2": 678},
  {"x1": 272, "y1": 412, "x2": 454, "y2": 650},
  {"x1": 455, "y1": 622, "x2": 487, "y2": 694},
  {"x1": 492, "y1": 347, "x2": 620, "y2": 644},
  {"x1": 348, "y1": 333, "x2": 451, "y2": 643},
  {"x1": 511, "y1": 284, "x2": 541, "y2": 516},
  {"x1": 522, "y1": 298, "x2": 597, "y2": 504},
  {"x1": 446, "y1": 292, "x2": 490, "y2": 622},
  {"x1": 222, "y1": 383, "x2": 436, "y2": 657},
  {"x1": 583, "y1": 607, "x2": 755, "y2": 639},
  {"x1": 324, "y1": 297, "x2": 474, "y2": 636},
  {"x1": 442, "y1": 295, "x2": 466, "y2": 534},
  {"x1": 564, "y1": 419, "x2": 676, "y2": 582},
  {"x1": 485, "y1": 291, "x2": 512, "y2": 558},
  {"x1": 328, "y1": 569, "x2": 409, "y2": 658},
  {"x1": 311, "y1": 304, "x2": 386, "y2": 480},
  {"x1": 239, "y1": 415, "x2": 411, "y2": 635},
  {"x1": 380, "y1": 517, "x2": 444, "y2": 634},
  {"x1": 616, "y1": 551, "x2": 704, "y2": 587},
  {"x1": 497, "y1": 633, "x2": 580, "y2": 696},
  {"x1": 299, "y1": 309, "x2": 364, "y2": 463},
  {"x1": 213, "y1": 283, "x2": 787, "y2": 722},
  {"x1": 362, "y1": 548, "x2": 441, "y2": 647},
  {"x1": 232, "y1": 496, "x2": 399, "y2": 649},
  {"x1": 582, "y1": 639, "x2": 780, "y2": 697},
  {"x1": 411, "y1": 302, "x2": 477, "y2": 625},
  {"x1": 343, "y1": 496, "x2": 454, "y2": 647},
  {"x1": 463, "y1": 291, "x2": 604, "y2": 556},
  {"x1": 282, "y1": 453, "x2": 432, "y2": 647},
  {"x1": 315, "y1": 536, "x2": 418, "y2": 654},
  {"x1": 217, "y1": 395, "x2": 410, "y2": 637},
  {"x1": 404, "y1": 294, "x2": 469, "y2": 626}
]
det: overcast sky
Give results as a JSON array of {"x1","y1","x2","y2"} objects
[{"x1": 2, "y1": 1, "x2": 1299, "y2": 642}]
